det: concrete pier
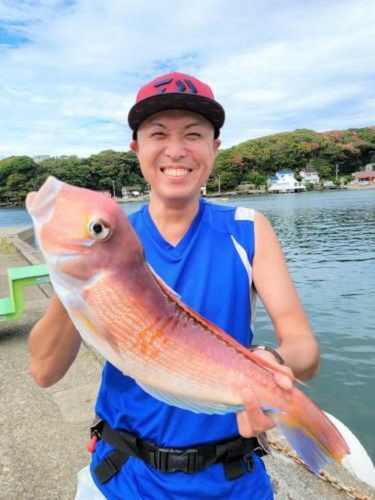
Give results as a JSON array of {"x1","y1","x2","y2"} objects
[{"x1": 0, "y1": 228, "x2": 374, "y2": 499}]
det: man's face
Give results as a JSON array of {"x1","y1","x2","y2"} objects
[{"x1": 131, "y1": 109, "x2": 221, "y2": 207}]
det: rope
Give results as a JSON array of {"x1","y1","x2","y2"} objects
[{"x1": 268, "y1": 438, "x2": 373, "y2": 500}]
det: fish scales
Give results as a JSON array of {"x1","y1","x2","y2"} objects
[{"x1": 88, "y1": 273, "x2": 248, "y2": 404}]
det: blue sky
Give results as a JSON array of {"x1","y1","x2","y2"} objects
[{"x1": 0, "y1": 0, "x2": 374, "y2": 158}]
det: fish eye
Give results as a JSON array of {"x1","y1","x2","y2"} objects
[{"x1": 88, "y1": 219, "x2": 112, "y2": 241}]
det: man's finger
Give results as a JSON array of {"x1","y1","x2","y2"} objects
[
  {"x1": 274, "y1": 368, "x2": 294, "y2": 391},
  {"x1": 237, "y1": 387, "x2": 276, "y2": 437}
]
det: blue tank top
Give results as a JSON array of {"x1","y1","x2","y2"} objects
[{"x1": 91, "y1": 199, "x2": 273, "y2": 499}]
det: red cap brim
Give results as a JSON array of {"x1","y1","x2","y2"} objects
[{"x1": 128, "y1": 92, "x2": 225, "y2": 138}]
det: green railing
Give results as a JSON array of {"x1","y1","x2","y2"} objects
[{"x1": 0, "y1": 264, "x2": 50, "y2": 322}]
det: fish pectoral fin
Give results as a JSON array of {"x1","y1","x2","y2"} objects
[
  {"x1": 64, "y1": 294, "x2": 103, "y2": 338},
  {"x1": 73, "y1": 310, "x2": 102, "y2": 337},
  {"x1": 64, "y1": 294, "x2": 118, "y2": 351},
  {"x1": 137, "y1": 382, "x2": 244, "y2": 415}
]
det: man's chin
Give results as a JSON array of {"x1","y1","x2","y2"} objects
[{"x1": 152, "y1": 187, "x2": 201, "y2": 205}]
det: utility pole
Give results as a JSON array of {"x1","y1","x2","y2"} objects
[
  {"x1": 335, "y1": 164, "x2": 339, "y2": 181},
  {"x1": 218, "y1": 175, "x2": 221, "y2": 195},
  {"x1": 112, "y1": 180, "x2": 116, "y2": 198}
]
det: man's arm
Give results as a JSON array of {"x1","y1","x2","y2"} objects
[
  {"x1": 237, "y1": 211, "x2": 320, "y2": 437},
  {"x1": 252, "y1": 211, "x2": 320, "y2": 378},
  {"x1": 29, "y1": 294, "x2": 82, "y2": 387}
]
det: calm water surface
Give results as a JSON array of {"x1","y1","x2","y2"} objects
[{"x1": 1, "y1": 190, "x2": 374, "y2": 460}]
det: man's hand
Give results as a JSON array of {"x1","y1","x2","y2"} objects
[{"x1": 236, "y1": 350, "x2": 294, "y2": 438}]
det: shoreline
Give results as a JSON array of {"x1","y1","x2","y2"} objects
[{"x1": 1, "y1": 184, "x2": 374, "y2": 210}]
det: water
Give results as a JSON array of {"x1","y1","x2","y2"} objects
[{"x1": 1, "y1": 190, "x2": 374, "y2": 461}]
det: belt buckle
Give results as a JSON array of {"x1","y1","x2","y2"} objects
[
  {"x1": 156, "y1": 448, "x2": 169, "y2": 473},
  {"x1": 156, "y1": 447, "x2": 198, "y2": 473}
]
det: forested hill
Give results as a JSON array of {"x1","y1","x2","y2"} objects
[
  {"x1": 212, "y1": 127, "x2": 375, "y2": 190},
  {"x1": 1, "y1": 126, "x2": 374, "y2": 203}
]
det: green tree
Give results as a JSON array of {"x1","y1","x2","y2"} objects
[
  {"x1": 218, "y1": 171, "x2": 239, "y2": 190},
  {"x1": 0, "y1": 156, "x2": 38, "y2": 202},
  {"x1": 308, "y1": 158, "x2": 332, "y2": 179},
  {"x1": 245, "y1": 171, "x2": 267, "y2": 188}
]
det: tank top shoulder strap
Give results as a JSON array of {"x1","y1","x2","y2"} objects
[{"x1": 230, "y1": 206, "x2": 256, "y2": 266}]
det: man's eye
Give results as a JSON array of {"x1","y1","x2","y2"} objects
[
  {"x1": 151, "y1": 132, "x2": 166, "y2": 138},
  {"x1": 187, "y1": 133, "x2": 201, "y2": 138}
]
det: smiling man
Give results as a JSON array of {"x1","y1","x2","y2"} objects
[
  {"x1": 130, "y1": 109, "x2": 221, "y2": 245},
  {"x1": 29, "y1": 72, "x2": 319, "y2": 499},
  {"x1": 132, "y1": 110, "x2": 219, "y2": 204}
]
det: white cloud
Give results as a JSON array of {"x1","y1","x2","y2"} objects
[{"x1": 0, "y1": 0, "x2": 374, "y2": 157}]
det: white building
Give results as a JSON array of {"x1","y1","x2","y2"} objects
[
  {"x1": 122, "y1": 185, "x2": 142, "y2": 198},
  {"x1": 268, "y1": 170, "x2": 294, "y2": 186},
  {"x1": 268, "y1": 172, "x2": 306, "y2": 194},
  {"x1": 300, "y1": 167, "x2": 320, "y2": 185}
]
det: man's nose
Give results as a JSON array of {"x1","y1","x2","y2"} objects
[{"x1": 164, "y1": 138, "x2": 187, "y2": 160}]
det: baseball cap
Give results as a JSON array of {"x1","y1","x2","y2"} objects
[{"x1": 128, "y1": 72, "x2": 225, "y2": 139}]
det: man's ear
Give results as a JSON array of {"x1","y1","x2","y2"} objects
[
  {"x1": 130, "y1": 140, "x2": 138, "y2": 154},
  {"x1": 214, "y1": 138, "x2": 221, "y2": 154}
]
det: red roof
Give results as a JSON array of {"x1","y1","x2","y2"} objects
[{"x1": 355, "y1": 171, "x2": 375, "y2": 179}]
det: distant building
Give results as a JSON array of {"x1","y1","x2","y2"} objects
[
  {"x1": 353, "y1": 171, "x2": 375, "y2": 184},
  {"x1": 33, "y1": 154, "x2": 50, "y2": 163},
  {"x1": 268, "y1": 172, "x2": 306, "y2": 194},
  {"x1": 300, "y1": 167, "x2": 320, "y2": 185},
  {"x1": 122, "y1": 185, "x2": 143, "y2": 197},
  {"x1": 99, "y1": 190, "x2": 112, "y2": 198},
  {"x1": 268, "y1": 170, "x2": 295, "y2": 186}
]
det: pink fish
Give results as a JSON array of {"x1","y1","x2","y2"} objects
[{"x1": 26, "y1": 176, "x2": 349, "y2": 474}]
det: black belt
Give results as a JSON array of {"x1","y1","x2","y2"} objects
[{"x1": 90, "y1": 419, "x2": 268, "y2": 485}]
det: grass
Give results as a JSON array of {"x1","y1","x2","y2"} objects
[{"x1": 0, "y1": 238, "x2": 16, "y2": 254}]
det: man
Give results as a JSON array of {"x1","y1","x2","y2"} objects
[{"x1": 29, "y1": 72, "x2": 320, "y2": 499}]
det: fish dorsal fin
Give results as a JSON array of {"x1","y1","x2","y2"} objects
[
  {"x1": 146, "y1": 263, "x2": 182, "y2": 300},
  {"x1": 148, "y1": 266, "x2": 297, "y2": 383}
]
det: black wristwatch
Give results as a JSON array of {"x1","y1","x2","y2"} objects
[{"x1": 249, "y1": 345, "x2": 285, "y2": 365}]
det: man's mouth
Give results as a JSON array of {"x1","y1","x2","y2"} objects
[{"x1": 161, "y1": 167, "x2": 192, "y2": 177}]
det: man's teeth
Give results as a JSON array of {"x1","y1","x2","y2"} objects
[{"x1": 162, "y1": 168, "x2": 190, "y2": 177}]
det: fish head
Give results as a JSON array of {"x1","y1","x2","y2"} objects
[{"x1": 26, "y1": 176, "x2": 143, "y2": 284}]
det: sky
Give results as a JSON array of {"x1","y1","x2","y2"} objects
[{"x1": 0, "y1": 0, "x2": 374, "y2": 158}]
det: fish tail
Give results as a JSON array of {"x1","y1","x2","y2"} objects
[{"x1": 274, "y1": 388, "x2": 350, "y2": 474}]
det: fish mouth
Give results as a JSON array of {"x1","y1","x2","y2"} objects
[
  {"x1": 49, "y1": 252, "x2": 85, "y2": 266},
  {"x1": 26, "y1": 176, "x2": 63, "y2": 224}
]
